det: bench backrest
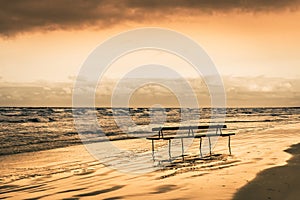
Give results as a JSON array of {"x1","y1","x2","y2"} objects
[{"x1": 152, "y1": 125, "x2": 227, "y2": 131}]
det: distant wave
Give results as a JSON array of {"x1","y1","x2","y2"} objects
[
  {"x1": 225, "y1": 119, "x2": 283, "y2": 123},
  {"x1": 0, "y1": 117, "x2": 56, "y2": 123}
]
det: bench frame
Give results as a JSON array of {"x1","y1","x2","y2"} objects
[{"x1": 147, "y1": 125, "x2": 235, "y2": 159}]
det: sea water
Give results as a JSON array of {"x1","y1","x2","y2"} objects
[{"x1": 0, "y1": 107, "x2": 299, "y2": 156}]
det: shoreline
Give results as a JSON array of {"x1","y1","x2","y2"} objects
[
  {"x1": 1, "y1": 121, "x2": 297, "y2": 157},
  {"x1": 233, "y1": 143, "x2": 300, "y2": 200},
  {"x1": 1, "y1": 106, "x2": 300, "y2": 109}
]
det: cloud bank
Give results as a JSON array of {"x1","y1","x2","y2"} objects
[
  {"x1": 0, "y1": 76, "x2": 299, "y2": 107},
  {"x1": 1, "y1": 0, "x2": 299, "y2": 36}
]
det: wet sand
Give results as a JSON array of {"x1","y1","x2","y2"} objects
[
  {"x1": 234, "y1": 142, "x2": 300, "y2": 200},
  {"x1": 0, "y1": 124, "x2": 299, "y2": 199}
]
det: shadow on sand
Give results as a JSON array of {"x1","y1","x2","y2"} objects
[{"x1": 233, "y1": 143, "x2": 300, "y2": 200}]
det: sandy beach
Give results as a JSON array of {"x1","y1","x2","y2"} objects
[
  {"x1": 234, "y1": 142, "x2": 300, "y2": 200},
  {"x1": 0, "y1": 123, "x2": 299, "y2": 200}
]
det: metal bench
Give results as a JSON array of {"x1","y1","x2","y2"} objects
[{"x1": 146, "y1": 125, "x2": 235, "y2": 158}]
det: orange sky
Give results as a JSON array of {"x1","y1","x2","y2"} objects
[{"x1": 0, "y1": 1, "x2": 299, "y2": 107}]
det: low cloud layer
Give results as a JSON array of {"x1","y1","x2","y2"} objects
[
  {"x1": 0, "y1": 81, "x2": 72, "y2": 107},
  {"x1": 1, "y1": 0, "x2": 299, "y2": 36},
  {"x1": 0, "y1": 76, "x2": 299, "y2": 107},
  {"x1": 223, "y1": 76, "x2": 300, "y2": 107}
]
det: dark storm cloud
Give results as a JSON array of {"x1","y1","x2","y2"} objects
[
  {"x1": 0, "y1": 0, "x2": 127, "y2": 36},
  {"x1": 126, "y1": 0, "x2": 300, "y2": 11},
  {"x1": 0, "y1": 0, "x2": 299, "y2": 36}
]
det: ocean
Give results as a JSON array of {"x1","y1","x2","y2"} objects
[{"x1": 0, "y1": 107, "x2": 299, "y2": 156}]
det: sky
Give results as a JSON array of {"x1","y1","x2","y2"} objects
[{"x1": 0, "y1": 0, "x2": 300, "y2": 107}]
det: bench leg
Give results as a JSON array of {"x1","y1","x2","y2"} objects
[
  {"x1": 181, "y1": 138, "x2": 184, "y2": 159},
  {"x1": 199, "y1": 137, "x2": 203, "y2": 157},
  {"x1": 152, "y1": 140, "x2": 154, "y2": 152},
  {"x1": 208, "y1": 137, "x2": 212, "y2": 156},
  {"x1": 228, "y1": 136, "x2": 232, "y2": 155},
  {"x1": 168, "y1": 140, "x2": 172, "y2": 159},
  {"x1": 151, "y1": 140, "x2": 155, "y2": 161}
]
